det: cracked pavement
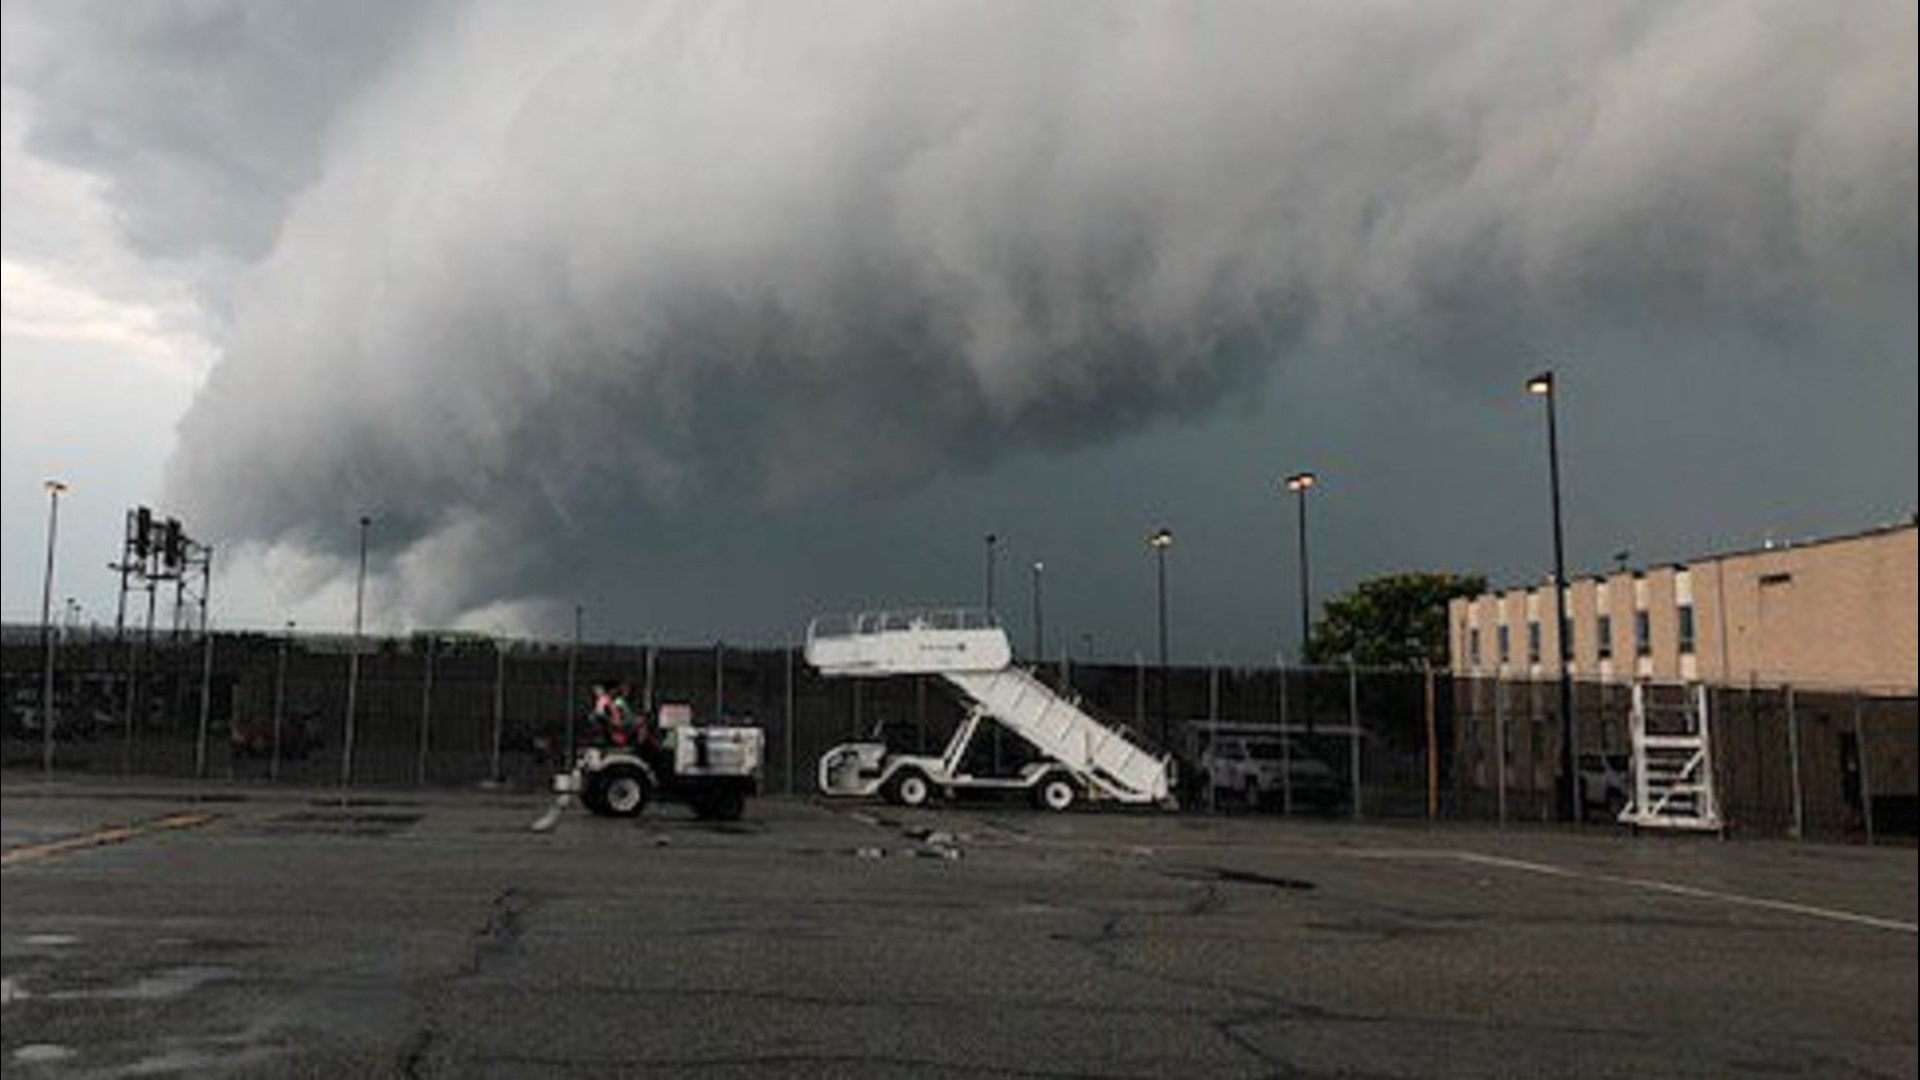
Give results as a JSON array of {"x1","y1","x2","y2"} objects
[{"x1": 2, "y1": 775, "x2": 1915, "y2": 1078}]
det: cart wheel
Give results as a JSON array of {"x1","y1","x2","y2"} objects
[
  {"x1": 1035, "y1": 774, "x2": 1078, "y2": 813},
  {"x1": 888, "y1": 770, "x2": 933, "y2": 808},
  {"x1": 595, "y1": 764, "x2": 651, "y2": 818}
]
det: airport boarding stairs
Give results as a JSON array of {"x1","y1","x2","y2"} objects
[
  {"x1": 1621, "y1": 681, "x2": 1722, "y2": 832},
  {"x1": 805, "y1": 610, "x2": 1175, "y2": 806}
]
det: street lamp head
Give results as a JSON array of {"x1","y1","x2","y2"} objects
[
  {"x1": 44, "y1": 479, "x2": 68, "y2": 495},
  {"x1": 1526, "y1": 372, "x2": 1554, "y2": 396},
  {"x1": 1148, "y1": 527, "x2": 1173, "y2": 550},
  {"x1": 1032, "y1": 560, "x2": 1044, "y2": 572},
  {"x1": 1284, "y1": 471, "x2": 1317, "y2": 493}
]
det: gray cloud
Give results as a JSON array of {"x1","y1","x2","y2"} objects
[{"x1": 6, "y1": 1, "x2": 1913, "y2": 642}]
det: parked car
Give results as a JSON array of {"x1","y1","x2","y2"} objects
[
  {"x1": 8, "y1": 688, "x2": 114, "y2": 741},
  {"x1": 1196, "y1": 735, "x2": 1345, "y2": 811},
  {"x1": 1580, "y1": 751, "x2": 1632, "y2": 820},
  {"x1": 229, "y1": 709, "x2": 326, "y2": 760}
]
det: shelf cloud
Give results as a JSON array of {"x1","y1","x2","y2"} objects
[{"x1": 7, "y1": 1, "x2": 1913, "y2": 634}]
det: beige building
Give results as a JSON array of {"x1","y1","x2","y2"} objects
[{"x1": 1450, "y1": 521, "x2": 1917, "y2": 694}]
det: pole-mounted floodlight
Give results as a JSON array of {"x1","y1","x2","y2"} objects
[
  {"x1": 1147, "y1": 528, "x2": 1173, "y2": 747},
  {"x1": 1030, "y1": 561, "x2": 1045, "y2": 663},
  {"x1": 1526, "y1": 370, "x2": 1578, "y2": 823},
  {"x1": 1283, "y1": 471, "x2": 1317, "y2": 660},
  {"x1": 40, "y1": 480, "x2": 68, "y2": 782}
]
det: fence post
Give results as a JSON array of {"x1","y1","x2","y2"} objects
[
  {"x1": 271, "y1": 624, "x2": 290, "y2": 782},
  {"x1": 416, "y1": 637, "x2": 435, "y2": 786},
  {"x1": 784, "y1": 645, "x2": 796, "y2": 797},
  {"x1": 1277, "y1": 657, "x2": 1291, "y2": 817},
  {"x1": 1134, "y1": 652, "x2": 1145, "y2": 732},
  {"x1": 563, "y1": 609, "x2": 579, "y2": 765},
  {"x1": 490, "y1": 637, "x2": 506, "y2": 784},
  {"x1": 1496, "y1": 678, "x2": 1509, "y2": 826},
  {"x1": 1785, "y1": 684, "x2": 1803, "y2": 840},
  {"x1": 1424, "y1": 660, "x2": 1438, "y2": 820},
  {"x1": 1347, "y1": 659, "x2": 1362, "y2": 821},
  {"x1": 643, "y1": 645, "x2": 657, "y2": 716},
  {"x1": 714, "y1": 642, "x2": 725, "y2": 719},
  {"x1": 1853, "y1": 692, "x2": 1875, "y2": 847},
  {"x1": 341, "y1": 646, "x2": 361, "y2": 792},
  {"x1": 193, "y1": 628, "x2": 214, "y2": 781}
]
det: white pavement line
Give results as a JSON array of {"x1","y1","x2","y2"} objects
[{"x1": 1433, "y1": 850, "x2": 1918, "y2": 934}]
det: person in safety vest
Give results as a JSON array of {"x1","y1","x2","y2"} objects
[{"x1": 587, "y1": 681, "x2": 628, "y2": 748}]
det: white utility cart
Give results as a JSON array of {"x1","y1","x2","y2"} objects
[{"x1": 554, "y1": 704, "x2": 764, "y2": 821}]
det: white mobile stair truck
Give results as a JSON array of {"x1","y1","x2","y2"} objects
[{"x1": 808, "y1": 609, "x2": 1177, "y2": 811}]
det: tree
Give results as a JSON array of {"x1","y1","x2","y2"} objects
[{"x1": 1302, "y1": 571, "x2": 1486, "y2": 669}]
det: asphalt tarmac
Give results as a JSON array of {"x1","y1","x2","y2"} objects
[{"x1": 3, "y1": 774, "x2": 1915, "y2": 1078}]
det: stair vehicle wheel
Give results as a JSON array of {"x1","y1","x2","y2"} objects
[
  {"x1": 1034, "y1": 774, "x2": 1078, "y2": 813},
  {"x1": 887, "y1": 770, "x2": 933, "y2": 808},
  {"x1": 593, "y1": 764, "x2": 651, "y2": 818}
]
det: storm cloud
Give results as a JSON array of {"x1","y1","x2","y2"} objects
[{"x1": 6, "y1": 1, "x2": 1914, "y2": 642}]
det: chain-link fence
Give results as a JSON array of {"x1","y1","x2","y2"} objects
[
  {"x1": 3, "y1": 629, "x2": 1913, "y2": 844},
  {"x1": 1449, "y1": 675, "x2": 1917, "y2": 841}
]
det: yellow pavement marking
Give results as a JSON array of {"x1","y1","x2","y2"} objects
[{"x1": 1, "y1": 812, "x2": 216, "y2": 868}]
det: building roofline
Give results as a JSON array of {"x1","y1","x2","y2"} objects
[{"x1": 1462, "y1": 516, "x2": 1917, "y2": 599}]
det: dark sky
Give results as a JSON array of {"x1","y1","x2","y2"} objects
[{"x1": 3, "y1": 2, "x2": 1913, "y2": 664}]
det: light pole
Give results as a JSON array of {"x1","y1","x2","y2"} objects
[
  {"x1": 1284, "y1": 472, "x2": 1317, "y2": 662},
  {"x1": 1527, "y1": 371, "x2": 1578, "y2": 824},
  {"x1": 984, "y1": 533, "x2": 999, "y2": 613},
  {"x1": 340, "y1": 514, "x2": 370, "y2": 791},
  {"x1": 40, "y1": 479, "x2": 68, "y2": 782},
  {"x1": 1030, "y1": 561, "x2": 1045, "y2": 663},
  {"x1": 1148, "y1": 528, "x2": 1173, "y2": 747}
]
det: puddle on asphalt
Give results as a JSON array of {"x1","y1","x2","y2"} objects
[
  {"x1": 109, "y1": 1036, "x2": 285, "y2": 1077},
  {"x1": 257, "y1": 811, "x2": 422, "y2": 836},
  {"x1": 49, "y1": 965, "x2": 236, "y2": 1002},
  {"x1": 2, "y1": 976, "x2": 29, "y2": 1005},
  {"x1": 13, "y1": 1044, "x2": 76, "y2": 1064},
  {"x1": 23, "y1": 933, "x2": 80, "y2": 947},
  {"x1": 1164, "y1": 866, "x2": 1317, "y2": 891}
]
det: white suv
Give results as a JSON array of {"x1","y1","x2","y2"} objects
[{"x1": 1198, "y1": 735, "x2": 1344, "y2": 811}]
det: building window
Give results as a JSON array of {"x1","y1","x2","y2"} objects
[
  {"x1": 1596, "y1": 614, "x2": 1613, "y2": 660},
  {"x1": 1678, "y1": 604, "x2": 1696, "y2": 655},
  {"x1": 1527, "y1": 621, "x2": 1541, "y2": 664},
  {"x1": 1469, "y1": 627, "x2": 1481, "y2": 666},
  {"x1": 1634, "y1": 610, "x2": 1652, "y2": 658},
  {"x1": 1498, "y1": 625, "x2": 1510, "y2": 664}
]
